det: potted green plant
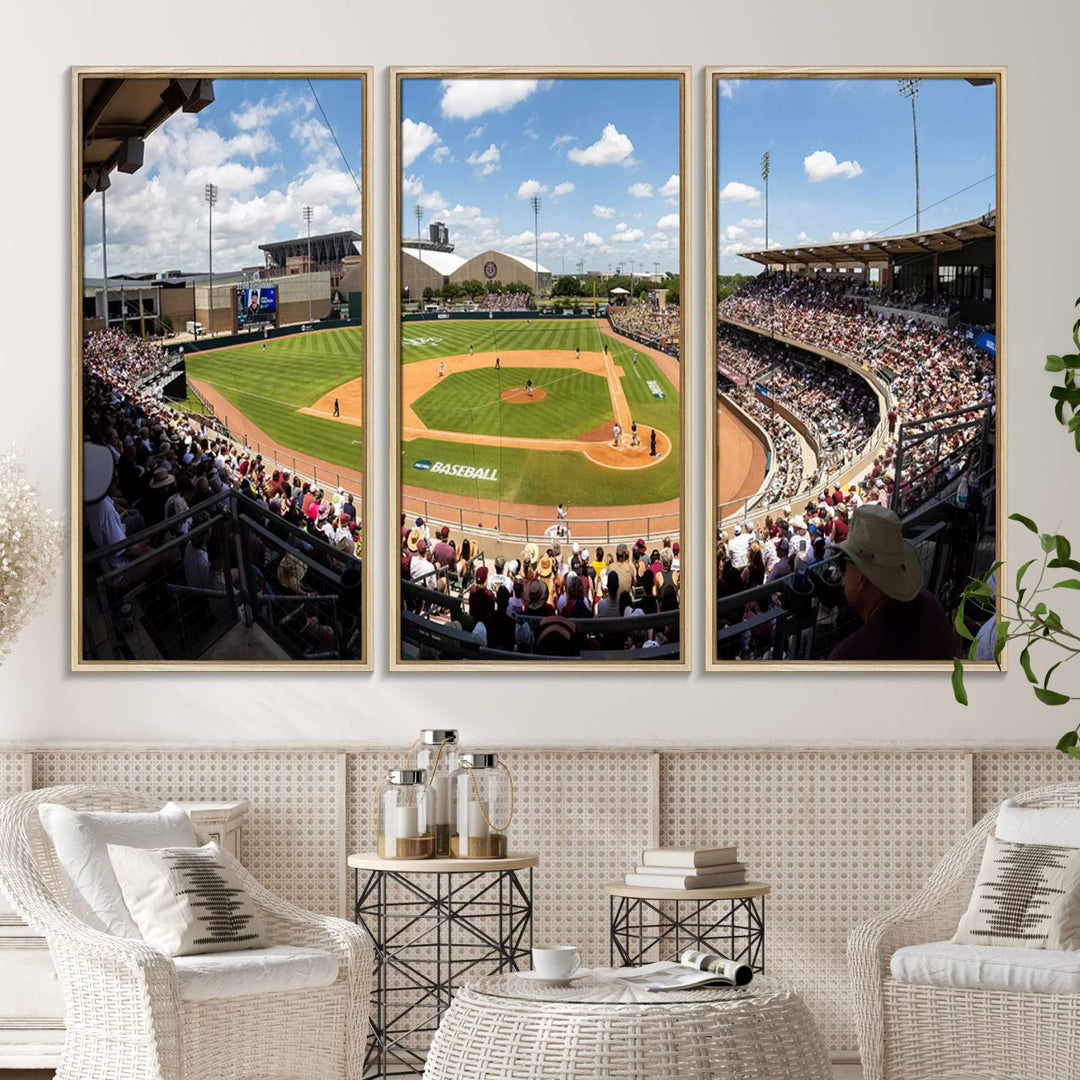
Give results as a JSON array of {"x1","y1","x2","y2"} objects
[{"x1": 952, "y1": 297, "x2": 1080, "y2": 759}]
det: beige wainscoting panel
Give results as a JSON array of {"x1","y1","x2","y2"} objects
[
  {"x1": 32, "y1": 751, "x2": 342, "y2": 916},
  {"x1": 658, "y1": 751, "x2": 969, "y2": 1053},
  {"x1": 971, "y1": 750, "x2": 1080, "y2": 819}
]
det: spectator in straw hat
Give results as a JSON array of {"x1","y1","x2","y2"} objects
[{"x1": 829, "y1": 505, "x2": 954, "y2": 661}]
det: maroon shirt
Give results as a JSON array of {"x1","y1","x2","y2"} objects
[{"x1": 829, "y1": 589, "x2": 954, "y2": 661}]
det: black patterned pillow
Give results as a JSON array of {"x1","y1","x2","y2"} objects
[
  {"x1": 107, "y1": 841, "x2": 266, "y2": 956},
  {"x1": 953, "y1": 835, "x2": 1080, "y2": 949}
]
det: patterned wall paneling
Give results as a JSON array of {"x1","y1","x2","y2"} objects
[
  {"x1": 0, "y1": 754, "x2": 27, "y2": 796},
  {"x1": 32, "y1": 752, "x2": 342, "y2": 916},
  {"x1": 658, "y1": 751, "x2": 969, "y2": 1053},
  {"x1": 972, "y1": 750, "x2": 1080, "y2": 819}
]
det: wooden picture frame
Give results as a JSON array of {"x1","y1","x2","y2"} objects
[
  {"x1": 72, "y1": 67, "x2": 374, "y2": 670},
  {"x1": 389, "y1": 67, "x2": 691, "y2": 671},
  {"x1": 704, "y1": 68, "x2": 1006, "y2": 671}
]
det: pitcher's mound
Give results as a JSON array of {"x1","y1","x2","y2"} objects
[{"x1": 501, "y1": 387, "x2": 546, "y2": 404}]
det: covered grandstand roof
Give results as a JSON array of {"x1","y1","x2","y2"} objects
[
  {"x1": 737, "y1": 212, "x2": 996, "y2": 270},
  {"x1": 497, "y1": 252, "x2": 551, "y2": 276},
  {"x1": 402, "y1": 248, "x2": 467, "y2": 277},
  {"x1": 81, "y1": 77, "x2": 215, "y2": 199},
  {"x1": 259, "y1": 231, "x2": 362, "y2": 266}
]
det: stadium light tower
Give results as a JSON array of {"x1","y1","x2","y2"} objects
[
  {"x1": 415, "y1": 204, "x2": 424, "y2": 265},
  {"x1": 760, "y1": 151, "x2": 771, "y2": 254},
  {"x1": 530, "y1": 195, "x2": 542, "y2": 297},
  {"x1": 204, "y1": 183, "x2": 218, "y2": 336},
  {"x1": 303, "y1": 205, "x2": 314, "y2": 322},
  {"x1": 898, "y1": 79, "x2": 922, "y2": 232}
]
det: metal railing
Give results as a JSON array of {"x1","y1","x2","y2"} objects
[
  {"x1": 82, "y1": 490, "x2": 362, "y2": 662},
  {"x1": 399, "y1": 493, "x2": 679, "y2": 546}
]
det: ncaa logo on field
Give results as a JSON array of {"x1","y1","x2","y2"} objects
[
  {"x1": 483, "y1": 260, "x2": 498, "y2": 279},
  {"x1": 413, "y1": 459, "x2": 433, "y2": 471}
]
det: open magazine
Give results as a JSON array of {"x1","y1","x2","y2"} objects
[{"x1": 595, "y1": 949, "x2": 753, "y2": 992}]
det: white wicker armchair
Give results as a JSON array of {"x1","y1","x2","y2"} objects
[
  {"x1": 849, "y1": 782, "x2": 1080, "y2": 1080},
  {"x1": 0, "y1": 786, "x2": 373, "y2": 1080}
]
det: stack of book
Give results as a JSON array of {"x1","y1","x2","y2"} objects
[{"x1": 624, "y1": 845, "x2": 747, "y2": 890}]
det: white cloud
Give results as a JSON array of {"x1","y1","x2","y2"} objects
[
  {"x1": 230, "y1": 95, "x2": 304, "y2": 131},
  {"x1": 401, "y1": 118, "x2": 441, "y2": 168},
  {"x1": 582, "y1": 231, "x2": 605, "y2": 247},
  {"x1": 417, "y1": 189, "x2": 446, "y2": 210},
  {"x1": 724, "y1": 224, "x2": 746, "y2": 240},
  {"x1": 550, "y1": 134, "x2": 577, "y2": 149},
  {"x1": 804, "y1": 149, "x2": 863, "y2": 182},
  {"x1": 538, "y1": 230, "x2": 562, "y2": 242},
  {"x1": 552, "y1": 181, "x2": 575, "y2": 198},
  {"x1": 592, "y1": 204, "x2": 616, "y2": 219},
  {"x1": 796, "y1": 230, "x2": 814, "y2": 244},
  {"x1": 656, "y1": 212, "x2": 679, "y2": 231},
  {"x1": 467, "y1": 143, "x2": 501, "y2": 176},
  {"x1": 440, "y1": 79, "x2": 543, "y2": 121},
  {"x1": 658, "y1": 174, "x2": 679, "y2": 198},
  {"x1": 830, "y1": 228, "x2": 874, "y2": 242},
  {"x1": 569, "y1": 123, "x2": 635, "y2": 167},
  {"x1": 432, "y1": 145, "x2": 451, "y2": 164},
  {"x1": 717, "y1": 79, "x2": 743, "y2": 99},
  {"x1": 466, "y1": 125, "x2": 485, "y2": 139},
  {"x1": 735, "y1": 217, "x2": 764, "y2": 228},
  {"x1": 402, "y1": 174, "x2": 424, "y2": 198},
  {"x1": 611, "y1": 222, "x2": 644, "y2": 243},
  {"x1": 231, "y1": 129, "x2": 278, "y2": 158},
  {"x1": 289, "y1": 119, "x2": 329, "y2": 154},
  {"x1": 628, "y1": 182, "x2": 653, "y2": 198},
  {"x1": 719, "y1": 181, "x2": 761, "y2": 203},
  {"x1": 523, "y1": 127, "x2": 539, "y2": 142},
  {"x1": 516, "y1": 178, "x2": 547, "y2": 199}
]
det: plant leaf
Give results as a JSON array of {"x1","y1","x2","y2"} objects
[
  {"x1": 1034, "y1": 687, "x2": 1072, "y2": 706},
  {"x1": 1052, "y1": 579, "x2": 1080, "y2": 590},
  {"x1": 1041, "y1": 533, "x2": 1058, "y2": 554},
  {"x1": 952, "y1": 659, "x2": 968, "y2": 706},
  {"x1": 954, "y1": 603, "x2": 975, "y2": 641},
  {"x1": 1016, "y1": 558, "x2": 1037, "y2": 590},
  {"x1": 1020, "y1": 646, "x2": 1037, "y2": 684},
  {"x1": 1057, "y1": 731, "x2": 1079, "y2": 752},
  {"x1": 1058, "y1": 536, "x2": 1073, "y2": 562},
  {"x1": 1047, "y1": 355, "x2": 1066, "y2": 372},
  {"x1": 1066, "y1": 746, "x2": 1080, "y2": 763},
  {"x1": 1010, "y1": 513, "x2": 1039, "y2": 534}
]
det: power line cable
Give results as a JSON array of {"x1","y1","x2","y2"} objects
[{"x1": 306, "y1": 80, "x2": 363, "y2": 198}]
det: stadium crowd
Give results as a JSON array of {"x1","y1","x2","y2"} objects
[
  {"x1": 608, "y1": 299, "x2": 681, "y2": 355},
  {"x1": 725, "y1": 390, "x2": 807, "y2": 507},
  {"x1": 401, "y1": 516, "x2": 681, "y2": 657},
  {"x1": 475, "y1": 291, "x2": 531, "y2": 311},
  {"x1": 847, "y1": 283, "x2": 959, "y2": 319},
  {"x1": 81, "y1": 329, "x2": 362, "y2": 655}
]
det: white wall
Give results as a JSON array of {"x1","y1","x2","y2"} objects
[{"x1": 1, "y1": 0, "x2": 1077, "y2": 747}]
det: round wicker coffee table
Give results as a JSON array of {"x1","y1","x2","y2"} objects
[{"x1": 423, "y1": 972, "x2": 831, "y2": 1079}]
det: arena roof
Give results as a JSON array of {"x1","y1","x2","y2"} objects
[
  {"x1": 82, "y1": 77, "x2": 215, "y2": 200},
  {"x1": 737, "y1": 212, "x2": 996, "y2": 270},
  {"x1": 498, "y1": 252, "x2": 551, "y2": 276},
  {"x1": 259, "y1": 232, "x2": 362, "y2": 265},
  {"x1": 402, "y1": 248, "x2": 467, "y2": 277}
]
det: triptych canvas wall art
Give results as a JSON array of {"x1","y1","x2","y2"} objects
[{"x1": 70, "y1": 66, "x2": 1004, "y2": 674}]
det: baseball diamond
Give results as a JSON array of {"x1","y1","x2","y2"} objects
[
  {"x1": 184, "y1": 326, "x2": 363, "y2": 479},
  {"x1": 401, "y1": 318, "x2": 679, "y2": 512}
]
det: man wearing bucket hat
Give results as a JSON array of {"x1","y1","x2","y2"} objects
[{"x1": 829, "y1": 505, "x2": 954, "y2": 661}]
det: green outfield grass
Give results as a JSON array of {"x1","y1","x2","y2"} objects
[
  {"x1": 401, "y1": 318, "x2": 681, "y2": 506},
  {"x1": 413, "y1": 367, "x2": 612, "y2": 439},
  {"x1": 185, "y1": 327, "x2": 362, "y2": 470}
]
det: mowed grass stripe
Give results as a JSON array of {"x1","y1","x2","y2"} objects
[
  {"x1": 401, "y1": 319, "x2": 597, "y2": 363},
  {"x1": 185, "y1": 327, "x2": 362, "y2": 471},
  {"x1": 413, "y1": 367, "x2": 612, "y2": 439}
]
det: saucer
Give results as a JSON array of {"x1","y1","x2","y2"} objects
[{"x1": 514, "y1": 969, "x2": 590, "y2": 986}]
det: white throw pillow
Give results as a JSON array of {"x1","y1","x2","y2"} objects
[
  {"x1": 107, "y1": 841, "x2": 266, "y2": 957},
  {"x1": 996, "y1": 798, "x2": 1080, "y2": 848},
  {"x1": 38, "y1": 801, "x2": 197, "y2": 937}
]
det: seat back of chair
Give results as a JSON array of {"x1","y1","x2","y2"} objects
[{"x1": 0, "y1": 785, "x2": 172, "y2": 927}]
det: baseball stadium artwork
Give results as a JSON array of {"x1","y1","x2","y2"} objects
[
  {"x1": 707, "y1": 70, "x2": 1004, "y2": 668},
  {"x1": 391, "y1": 69, "x2": 689, "y2": 667},
  {"x1": 73, "y1": 69, "x2": 372, "y2": 669}
]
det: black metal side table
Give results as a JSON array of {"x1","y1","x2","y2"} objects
[
  {"x1": 605, "y1": 880, "x2": 770, "y2": 972},
  {"x1": 350, "y1": 851, "x2": 538, "y2": 1078}
]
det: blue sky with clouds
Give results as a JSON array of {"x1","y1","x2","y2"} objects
[
  {"x1": 401, "y1": 77, "x2": 681, "y2": 274},
  {"x1": 84, "y1": 78, "x2": 363, "y2": 276},
  {"x1": 717, "y1": 77, "x2": 997, "y2": 274}
]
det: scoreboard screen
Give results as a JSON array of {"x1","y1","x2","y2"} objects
[{"x1": 237, "y1": 285, "x2": 277, "y2": 325}]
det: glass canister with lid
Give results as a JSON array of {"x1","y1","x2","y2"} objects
[
  {"x1": 452, "y1": 752, "x2": 514, "y2": 859},
  {"x1": 376, "y1": 769, "x2": 436, "y2": 859},
  {"x1": 414, "y1": 729, "x2": 461, "y2": 857}
]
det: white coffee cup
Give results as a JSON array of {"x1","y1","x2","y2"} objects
[{"x1": 532, "y1": 945, "x2": 581, "y2": 979}]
